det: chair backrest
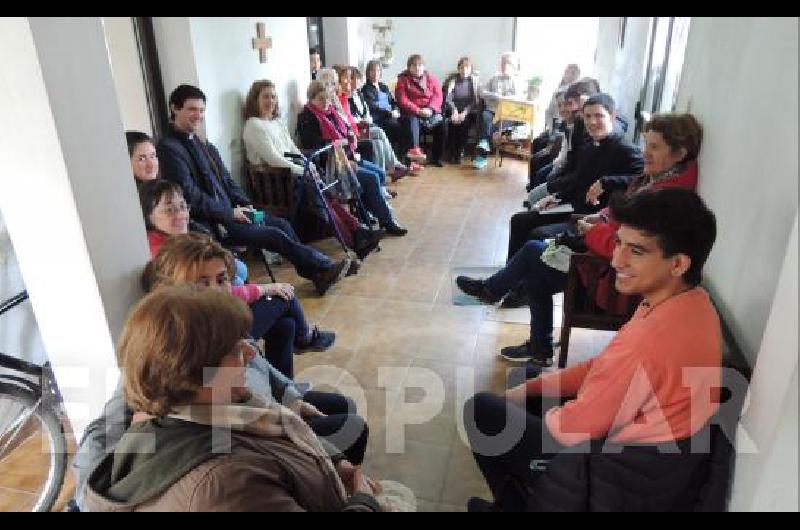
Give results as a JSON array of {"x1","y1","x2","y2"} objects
[{"x1": 246, "y1": 163, "x2": 295, "y2": 218}]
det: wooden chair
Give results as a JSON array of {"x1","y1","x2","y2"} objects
[
  {"x1": 245, "y1": 163, "x2": 295, "y2": 218},
  {"x1": 558, "y1": 253, "x2": 640, "y2": 368}
]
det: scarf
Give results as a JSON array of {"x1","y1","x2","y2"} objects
[
  {"x1": 629, "y1": 161, "x2": 689, "y2": 195},
  {"x1": 305, "y1": 101, "x2": 357, "y2": 156},
  {"x1": 169, "y1": 394, "x2": 348, "y2": 501}
]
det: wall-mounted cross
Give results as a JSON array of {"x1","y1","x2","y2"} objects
[{"x1": 252, "y1": 22, "x2": 272, "y2": 64}]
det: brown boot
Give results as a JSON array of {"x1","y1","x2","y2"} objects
[{"x1": 312, "y1": 259, "x2": 349, "y2": 296}]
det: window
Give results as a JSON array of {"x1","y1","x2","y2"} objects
[{"x1": 634, "y1": 17, "x2": 692, "y2": 142}]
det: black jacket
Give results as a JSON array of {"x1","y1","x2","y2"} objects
[
  {"x1": 295, "y1": 107, "x2": 375, "y2": 164},
  {"x1": 157, "y1": 125, "x2": 251, "y2": 226},
  {"x1": 360, "y1": 81, "x2": 398, "y2": 122},
  {"x1": 550, "y1": 132, "x2": 644, "y2": 212},
  {"x1": 526, "y1": 423, "x2": 733, "y2": 512}
]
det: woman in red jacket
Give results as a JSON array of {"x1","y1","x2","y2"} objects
[
  {"x1": 395, "y1": 54, "x2": 448, "y2": 167},
  {"x1": 456, "y1": 113, "x2": 703, "y2": 367}
]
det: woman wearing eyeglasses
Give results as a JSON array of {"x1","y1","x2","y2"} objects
[{"x1": 138, "y1": 181, "x2": 336, "y2": 377}]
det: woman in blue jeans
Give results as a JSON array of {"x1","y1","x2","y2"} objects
[{"x1": 456, "y1": 240, "x2": 567, "y2": 366}]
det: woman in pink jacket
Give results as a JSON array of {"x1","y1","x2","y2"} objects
[{"x1": 395, "y1": 54, "x2": 448, "y2": 167}]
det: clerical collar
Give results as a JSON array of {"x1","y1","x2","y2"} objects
[{"x1": 592, "y1": 132, "x2": 619, "y2": 146}]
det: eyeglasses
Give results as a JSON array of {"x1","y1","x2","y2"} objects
[
  {"x1": 156, "y1": 202, "x2": 190, "y2": 216},
  {"x1": 134, "y1": 153, "x2": 158, "y2": 162}
]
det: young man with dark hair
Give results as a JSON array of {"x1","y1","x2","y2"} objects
[
  {"x1": 157, "y1": 84, "x2": 351, "y2": 296},
  {"x1": 464, "y1": 188, "x2": 722, "y2": 512}
]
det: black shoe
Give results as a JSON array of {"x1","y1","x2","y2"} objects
[
  {"x1": 500, "y1": 286, "x2": 530, "y2": 309},
  {"x1": 312, "y1": 259, "x2": 348, "y2": 296},
  {"x1": 345, "y1": 257, "x2": 361, "y2": 277},
  {"x1": 295, "y1": 326, "x2": 336, "y2": 352},
  {"x1": 501, "y1": 341, "x2": 554, "y2": 366},
  {"x1": 455, "y1": 276, "x2": 499, "y2": 303},
  {"x1": 354, "y1": 226, "x2": 384, "y2": 258},
  {"x1": 382, "y1": 220, "x2": 408, "y2": 236},
  {"x1": 467, "y1": 497, "x2": 497, "y2": 512},
  {"x1": 429, "y1": 159, "x2": 444, "y2": 167},
  {"x1": 500, "y1": 341, "x2": 534, "y2": 363}
]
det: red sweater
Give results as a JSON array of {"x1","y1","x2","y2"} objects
[
  {"x1": 527, "y1": 287, "x2": 721, "y2": 446},
  {"x1": 395, "y1": 70, "x2": 443, "y2": 115},
  {"x1": 337, "y1": 93, "x2": 362, "y2": 137},
  {"x1": 585, "y1": 161, "x2": 698, "y2": 259},
  {"x1": 147, "y1": 230, "x2": 261, "y2": 304}
]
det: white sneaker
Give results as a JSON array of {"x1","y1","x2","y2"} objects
[{"x1": 476, "y1": 139, "x2": 490, "y2": 154}]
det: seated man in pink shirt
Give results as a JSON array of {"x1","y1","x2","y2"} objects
[{"x1": 463, "y1": 188, "x2": 721, "y2": 512}]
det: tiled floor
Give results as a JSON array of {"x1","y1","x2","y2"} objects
[
  {"x1": 253, "y1": 158, "x2": 615, "y2": 511},
  {"x1": 0, "y1": 157, "x2": 615, "y2": 512}
]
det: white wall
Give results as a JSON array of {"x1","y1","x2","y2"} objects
[
  {"x1": 346, "y1": 17, "x2": 362, "y2": 67},
  {"x1": 152, "y1": 17, "x2": 200, "y2": 123},
  {"x1": 102, "y1": 17, "x2": 152, "y2": 136},
  {"x1": 673, "y1": 17, "x2": 798, "y2": 361},
  {"x1": 1, "y1": 17, "x2": 151, "y2": 439},
  {"x1": 373, "y1": 17, "x2": 515, "y2": 84},
  {"x1": 153, "y1": 17, "x2": 311, "y2": 185},
  {"x1": 594, "y1": 17, "x2": 799, "y2": 510},
  {"x1": 731, "y1": 214, "x2": 798, "y2": 511},
  {"x1": 595, "y1": 17, "x2": 652, "y2": 138}
]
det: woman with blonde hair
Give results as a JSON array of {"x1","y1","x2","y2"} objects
[
  {"x1": 297, "y1": 79, "x2": 408, "y2": 235},
  {"x1": 143, "y1": 232, "x2": 336, "y2": 377},
  {"x1": 82, "y1": 286, "x2": 381, "y2": 511}
]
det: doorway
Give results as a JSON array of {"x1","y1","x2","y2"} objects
[{"x1": 307, "y1": 17, "x2": 325, "y2": 65}]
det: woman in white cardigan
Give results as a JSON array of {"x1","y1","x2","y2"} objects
[
  {"x1": 242, "y1": 79, "x2": 384, "y2": 260},
  {"x1": 242, "y1": 79, "x2": 305, "y2": 176}
]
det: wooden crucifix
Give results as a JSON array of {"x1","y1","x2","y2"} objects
[{"x1": 252, "y1": 22, "x2": 272, "y2": 63}]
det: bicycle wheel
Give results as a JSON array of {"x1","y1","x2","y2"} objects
[{"x1": 0, "y1": 383, "x2": 66, "y2": 512}]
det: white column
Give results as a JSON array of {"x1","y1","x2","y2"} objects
[
  {"x1": 730, "y1": 212, "x2": 799, "y2": 511},
  {"x1": 0, "y1": 17, "x2": 150, "y2": 440},
  {"x1": 322, "y1": 17, "x2": 349, "y2": 67}
]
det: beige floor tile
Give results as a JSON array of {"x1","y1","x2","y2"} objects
[{"x1": 363, "y1": 440, "x2": 451, "y2": 502}]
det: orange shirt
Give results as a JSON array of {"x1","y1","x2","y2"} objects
[{"x1": 527, "y1": 287, "x2": 722, "y2": 446}]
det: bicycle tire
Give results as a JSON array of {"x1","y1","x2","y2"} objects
[{"x1": 0, "y1": 382, "x2": 67, "y2": 512}]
